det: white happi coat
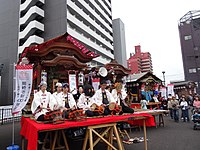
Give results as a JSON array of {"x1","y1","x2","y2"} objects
[
  {"x1": 77, "y1": 94, "x2": 96, "y2": 111},
  {"x1": 93, "y1": 88, "x2": 115, "y2": 106},
  {"x1": 31, "y1": 90, "x2": 53, "y2": 120},
  {"x1": 111, "y1": 88, "x2": 127, "y2": 106},
  {"x1": 51, "y1": 91, "x2": 63, "y2": 110},
  {"x1": 57, "y1": 92, "x2": 77, "y2": 111}
]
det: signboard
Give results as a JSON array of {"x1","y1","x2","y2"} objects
[{"x1": 12, "y1": 65, "x2": 33, "y2": 114}]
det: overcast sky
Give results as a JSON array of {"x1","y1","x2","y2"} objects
[{"x1": 112, "y1": 0, "x2": 200, "y2": 84}]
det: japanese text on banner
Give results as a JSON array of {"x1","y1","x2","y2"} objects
[{"x1": 12, "y1": 65, "x2": 33, "y2": 114}]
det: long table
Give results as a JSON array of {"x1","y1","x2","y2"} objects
[{"x1": 20, "y1": 113, "x2": 155, "y2": 150}]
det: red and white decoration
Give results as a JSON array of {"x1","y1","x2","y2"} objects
[
  {"x1": 12, "y1": 65, "x2": 33, "y2": 114},
  {"x1": 92, "y1": 78, "x2": 100, "y2": 91}
]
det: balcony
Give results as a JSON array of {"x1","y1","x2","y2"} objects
[
  {"x1": 67, "y1": 26, "x2": 114, "y2": 59},
  {"x1": 20, "y1": 0, "x2": 44, "y2": 13},
  {"x1": 67, "y1": 13, "x2": 113, "y2": 50},
  {"x1": 19, "y1": 20, "x2": 44, "y2": 40},
  {"x1": 67, "y1": 1, "x2": 113, "y2": 41},
  {"x1": 18, "y1": 35, "x2": 44, "y2": 54},
  {"x1": 20, "y1": 6, "x2": 44, "y2": 26},
  {"x1": 68, "y1": 0, "x2": 112, "y2": 33}
]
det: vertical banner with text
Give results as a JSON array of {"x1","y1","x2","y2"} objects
[
  {"x1": 167, "y1": 84, "x2": 175, "y2": 97},
  {"x1": 69, "y1": 74, "x2": 77, "y2": 94},
  {"x1": 12, "y1": 65, "x2": 33, "y2": 114}
]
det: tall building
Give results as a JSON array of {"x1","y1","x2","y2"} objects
[
  {"x1": 112, "y1": 18, "x2": 127, "y2": 67},
  {"x1": 0, "y1": 0, "x2": 20, "y2": 105},
  {"x1": 0, "y1": 0, "x2": 114, "y2": 105},
  {"x1": 19, "y1": 0, "x2": 114, "y2": 67},
  {"x1": 127, "y1": 45, "x2": 153, "y2": 74},
  {"x1": 178, "y1": 10, "x2": 200, "y2": 94}
]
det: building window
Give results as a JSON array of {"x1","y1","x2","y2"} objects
[
  {"x1": 195, "y1": 82, "x2": 198, "y2": 88},
  {"x1": 194, "y1": 47, "x2": 199, "y2": 51},
  {"x1": 189, "y1": 68, "x2": 197, "y2": 73},
  {"x1": 184, "y1": 35, "x2": 192, "y2": 40},
  {"x1": 0, "y1": 76, "x2": 1, "y2": 93}
]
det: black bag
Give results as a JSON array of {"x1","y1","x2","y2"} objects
[{"x1": 66, "y1": 127, "x2": 86, "y2": 139}]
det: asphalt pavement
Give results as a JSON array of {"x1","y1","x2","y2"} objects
[{"x1": 0, "y1": 112, "x2": 200, "y2": 150}]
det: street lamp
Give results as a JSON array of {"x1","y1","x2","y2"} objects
[{"x1": 162, "y1": 71, "x2": 165, "y2": 86}]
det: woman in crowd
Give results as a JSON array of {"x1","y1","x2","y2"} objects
[
  {"x1": 167, "y1": 96, "x2": 173, "y2": 119},
  {"x1": 180, "y1": 96, "x2": 190, "y2": 122},
  {"x1": 193, "y1": 95, "x2": 200, "y2": 108},
  {"x1": 171, "y1": 96, "x2": 179, "y2": 122}
]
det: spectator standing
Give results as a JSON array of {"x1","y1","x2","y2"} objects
[
  {"x1": 167, "y1": 97, "x2": 173, "y2": 119},
  {"x1": 180, "y1": 97, "x2": 190, "y2": 122},
  {"x1": 171, "y1": 96, "x2": 179, "y2": 122}
]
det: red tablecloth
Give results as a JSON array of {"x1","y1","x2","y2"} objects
[{"x1": 20, "y1": 113, "x2": 155, "y2": 150}]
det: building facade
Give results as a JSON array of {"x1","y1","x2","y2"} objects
[
  {"x1": 112, "y1": 18, "x2": 127, "y2": 67},
  {"x1": 19, "y1": 0, "x2": 114, "y2": 67},
  {"x1": 0, "y1": 0, "x2": 114, "y2": 105},
  {"x1": 178, "y1": 10, "x2": 200, "y2": 94},
  {"x1": 127, "y1": 45, "x2": 153, "y2": 74},
  {"x1": 0, "y1": 0, "x2": 20, "y2": 105}
]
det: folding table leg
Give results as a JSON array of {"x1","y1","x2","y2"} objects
[
  {"x1": 113, "y1": 125, "x2": 123, "y2": 150},
  {"x1": 89, "y1": 129, "x2": 93, "y2": 150},
  {"x1": 143, "y1": 120, "x2": 147, "y2": 150},
  {"x1": 107, "y1": 127, "x2": 113, "y2": 150},
  {"x1": 82, "y1": 130, "x2": 89, "y2": 150},
  {"x1": 61, "y1": 130, "x2": 69, "y2": 150}
]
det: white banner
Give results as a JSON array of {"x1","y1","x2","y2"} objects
[
  {"x1": 160, "y1": 86, "x2": 167, "y2": 99},
  {"x1": 167, "y1": 84, "x2": 175, "y2": 96},
  {"x1": 92, "y1": 78, "x2": 100, "y2": 91},
  {"x1": 12, "y1": 65, "x2": 33, "y2": 114},
  {"x1": 69, "y1": 74, "x2": 77, "y2": 93}
]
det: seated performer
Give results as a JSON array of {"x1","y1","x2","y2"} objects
[
  {"x1": 58, "y1": 83, "x2": 77, "y2": 118},
  {"x1": 93, "y1": 80, "x2": 115, "y2": 115},
  {"x1": 112, "y1": 81, "x2": 134, "y2": 113},
  {"x1": 31, "y1": 81, "x2": 54, "y2": 121},
  {"x1": 73, "y1": 85, "x2": 84, "y2": 102},
  {"x1": 77, "y1": 84, "x2": 99, "y2": 117},
  {"x1": 51, "y1": 82, "x2": 63, "y2": 110}
]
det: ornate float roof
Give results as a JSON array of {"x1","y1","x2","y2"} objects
[
  {"x1": 18, "y1": 32, "x2": 99, "y2": 67},
  {"x1": 104, "y1": 59, "x2": 131, "y2": 76}
]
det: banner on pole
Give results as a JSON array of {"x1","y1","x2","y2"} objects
[
  {"x1": 12, "y1": 65, "x2": 33, "y2": 114},
  {"x1": 167, "y1": 84, "x2": 175, "y2": 96},
  {"x1": 160, "y1": 86, "x2": 167, "y2": 99},
  {"x1": 69, "y1": 74, "x2": 77, "y2": 94},
  {"x1": 92, "y1": 78, "x2": 100, "y2": 91}
]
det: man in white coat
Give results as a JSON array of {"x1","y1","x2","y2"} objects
[
  {"x1": 93, "y1": 80, "x2": 115, "y2": 115},
  {"x1": 58, "y1": 83, "x2": 77, "y2": 118},
  {"x1": 112, "y1": 81, "x2": 134, "y2": 113},
  {"x1": 31, "y1": 81, "x2": 54, "y2": 121}
]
